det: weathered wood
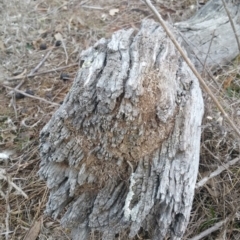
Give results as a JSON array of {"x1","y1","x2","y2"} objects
[
  {"x1": 39, "y1": 19, "x2": 203, "y2": 239},
  {"x1": 38, "y1": 0, "x2": 240, "y2": 239},
  {"x1": 176, "y1": 0, "x2": 240, "y2": 72}
]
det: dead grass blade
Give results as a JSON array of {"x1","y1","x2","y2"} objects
[{"x1": 23, "y1": 217, "x2": 42, "y2": 240}]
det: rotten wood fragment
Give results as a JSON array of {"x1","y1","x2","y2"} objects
[{"x1": 39, "y1": 0, "x2": 240, "y2": 239}]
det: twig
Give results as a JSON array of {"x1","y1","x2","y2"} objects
[
  {"x1": 21, "y1": 116, "x2": 43, "y2": 128},
  {"x1": 80, "y1": 0, "x2": 90, "y2": 5},
  {"x1": 202, "y1": 30, "x2": 216, "y2": 74},
  {"x1": 143, "y1": 0, "x2": 240, "y2": 138},
  {"x1": 56, "y1": 35, "x2": 69, "y2": 65},
  {"x1": 221, "y1": 0, "x2": 240, "y2": 52},
  {"x1": 196, "y1": 157, "x2": 240, "y2": 189},
  {"x1": 126, "y1": 160, "x2": 134, "y2": 174},
  {"x1": 5, "y1": 185, "x2": 10, "y2": 240},
  {"x1": 3, "y1": 85, "x2": 60, "y2": 106},
  {"x1": 188, "y1": 217, "x2": 229, "y2": 240},
  {"x1": 81, "y1": 5, "x2": 104, "y2": 10},
  {"x1": 202, "y1": 144, "x2": 220, "y2": 161},
  {"x1": 14, "y1": 79, "x2": 25, "y2": 89},
  {"x1": 6, "y1": 63, "x2": 78, "y2": 81},
  {"x1": 29, "y1": 49, "x2": 53, "y2": 75},
  {"x1": 177, "y1": 31, "x2": 221, "y2": 88},
  {"x1": 9, "y1": 79, "x2": 25, "y2": 119},
  {"x1": 0, "y1": 232, "x2": 13, "y2": 236},
  {"x1": 33, "y1": 188, "x2": 48, "y2": 221},
  {"x1": 0, "y1": 168, "x2": 28, "y2": 199}
]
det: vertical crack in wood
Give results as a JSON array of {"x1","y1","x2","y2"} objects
[{"x1": 39, "y1": 19, "x2": 204, "y2": 239}]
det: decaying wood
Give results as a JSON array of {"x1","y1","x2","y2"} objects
[
  {"x1": 146, "y1": 0, "x2": 240, "y2": 138},
  {"x1": 39, "y1": 19, "x2": 204, "y2": 239},
  {"x1": 175, "y1": 0, "x2": 240, "y2": 72},
  {"x1": 38, "y1": 0, "x2": 240, "y2": 239}
]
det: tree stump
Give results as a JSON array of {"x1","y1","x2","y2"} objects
[{"x1": 39, "y1": 0, "x2": 240, "y2": 239}]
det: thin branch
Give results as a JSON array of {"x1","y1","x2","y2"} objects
[
  {"x1": 196, "y1": 157, "x2": 240, "y2": 189},
  {"x1": 80, "y1": 0, "x2": 90, "y2": 5},
  {"x1": 81, "y1": 5, "x2": 104, "y2": 10},
  {"x1": 202, "y1": 30, "x2": 216, "y2": 74},
  {"x1": 2, "y1": 85, "x2": 60, "y2": 106},
  {"x1": 221, "y1": 0, "x2": 240, "y2": 52},
  {"x1": 9, "y1": 79, "x2": 25, "y2": 119},
  {"x1": 6, "y1": 63, "x2": 78, "y2": 81},
  {"x1": 143, "y1": 0, "x2": 240, "y2": 138},
  {"x1": 188, "y1": 217, "x2": 229, "y2": 240},
  {"x1": 55, "y1": 34, "x2": 69, "y2": 65},
  {"x1": 21, "y1": 116, "x2": 44, "y2": 128},
  {"x1": 29, "y1": 49, "x2": 53, "y2": 75},
  {"x1": 178, "y1": 31, "x2": 220, "y2": 88},
  {"x1": 0, "y1": 168, "x2": 28, "y2": 199},
  {"x1": 5, "y1": 187, "x2": 10, "y2": 240}
]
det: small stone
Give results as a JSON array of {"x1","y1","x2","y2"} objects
[
  {"x1": 39, "y1": 43, "x2": 47, "y2": 50},
  {"x1": 55, "y1": 40, "x2": 61, "y2": 47},
  {"x1": 15, "y1": 92, "x2": 25, "y2": 99},
  {"x1": 41, "y1": 32, "x2": 48, "y2": 38},
  {"x1": 15, "y1": 89, "x2": 34, "y2": 99},
  {"x1": 60, "y1": 73, "x2": 70, "y2": 81}
]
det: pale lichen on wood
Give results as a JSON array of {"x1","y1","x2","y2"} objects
[{"x1": 39, "y1": 18, "x2": 204, "y2": 240}]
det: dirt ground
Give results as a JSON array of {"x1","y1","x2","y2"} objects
[{"x1": 1, "y1": 0, "x2": 240, "y2": 239}]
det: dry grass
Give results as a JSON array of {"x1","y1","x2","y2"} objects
[
  {"x1": 184, "y1": 62, "x2": 240, "y2": 239},
  {"x1": 1, "y1": 0, "x2": 240, "y2": 239}
]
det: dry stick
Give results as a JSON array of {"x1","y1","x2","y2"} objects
[
  {"x1": 5, "y1": 175, "x2": 12, "y2": 240},
  {"x1": 144, "y1": 0, "x2": 240, "y2": 138},
  {"x1": 189, "y1": 217, "x2": 229, "y2": 240},
  {"x1": 3, "y1": 85, "x2": 60, "y2": 106},
  {"x1": 196, "y1": 157, "x2": 240, "y2": 189},
  {"x1": 202, "y1": 29, "x2": 216, "y2": 74},
  {"x1": 221, "y1": 0, "x2": 240, "y2": 52},
  {"x1": 5, "y1": 188, "x2": 10, "y2": 240},
  {"x1": 29, "y1": 49, "x2": 53, "y2": 75},
  {"x1": 6, "y1": 63, "x2": 78, "y2": 81},
  {"x1": 0, "y1": 169, "x2": 28, "y2": 199},
  {"x1": 81, "y1": 5, "x2": 104, "y2": 10},
  {"x1": 11, "y1": 87, "x2": 21, "y2": 119},
  {"x1": 58, "y1": 37, "x2": 68, "y2": 65},
  {"x1": 10, "y1": 79, "x2": 26, "y2": 119},
  {"x1": 178, "y1": 31, "x2": 220, "y2": 88},
  {"x1": 80, "y1": 0, "x2": 90, "y2": 5},
  {"x1": 33, "y1": 188, "x2": 48, "y2": 222}
]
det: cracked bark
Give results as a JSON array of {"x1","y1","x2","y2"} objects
[{"x1": 39, "y1": 0, "x2": 240, "y2": 239}]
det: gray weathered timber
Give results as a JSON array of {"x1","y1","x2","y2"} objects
[
  {"x1": 175, "y1": 0, "x2": 240, "y2": 72},
  {"x1": 39, "y1": 0, "x2": 240, "y2": 239},
  {"x1": 39, "y1": 18, "x2": 204, "y2": 240},
  {"x1": 39, "y1": 0, "x2": 240, "y2": 240}
]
